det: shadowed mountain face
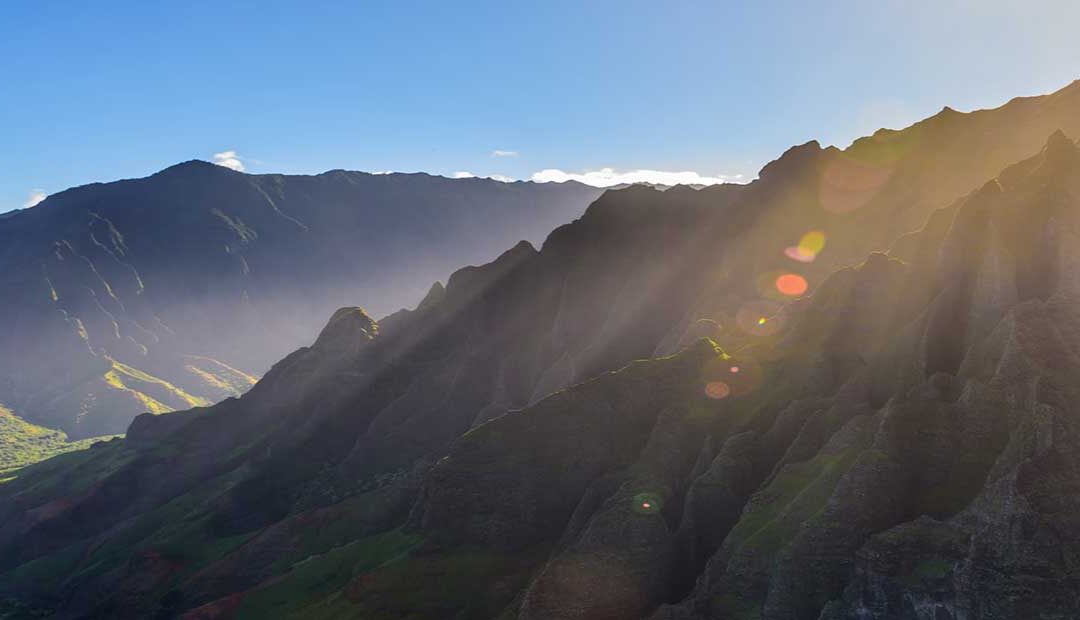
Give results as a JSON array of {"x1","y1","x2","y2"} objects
[
  {"x1": 0, "y1": 169, "x2": 602, "y2": 439},
  {"x1": 0, "y1": 83, "x2": 1079, "y2": 620}
]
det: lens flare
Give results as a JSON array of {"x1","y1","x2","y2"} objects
[
  {"x1": 703, "y1": 355, "x2": 764, "y2": 398},
  {"x1": 799, "y1": 230, "x2": 826, "y2": 254},
  {"x1": 784, "y1": 246, "x2": 815, "y2": 263},
  {"x1": 756, "y1": 270, "x2": 797, "y2": 301},
  {"x1": 784, "y1": 230, "x2": 827, "y2": 263},
  {"x1": 633, "y1": 492, "x2": 662, "y2": 514},
  {"x1": 775, "y1": 273, "x2": 808, "y2": 296},
  {"x1": 737, "y1": 300, "x2": 785, "y2": 336},
  {"x1": 705, "y1": 381, "x2": 731, "y2": 399}
]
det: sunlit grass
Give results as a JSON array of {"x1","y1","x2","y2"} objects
[
  {"x1": 0, "y1": 404, "x2": 117, "y2": 475},
  {"x1": 101, "y1": 359, "x2": 213, "y2": 415},
  {"x1": 182, "y1": 356, "x2": 258, "y2": 395}
]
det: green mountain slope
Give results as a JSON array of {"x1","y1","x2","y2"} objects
[
  {"x1": 0, "y1": 169, "x2": 602, "y2": 443},
  {"x1": 0, "y1": 405, "x2": 114, "y2": 477},
  {"x1": 1, "y1": 83, "x2": 1080, "y2": 619}
]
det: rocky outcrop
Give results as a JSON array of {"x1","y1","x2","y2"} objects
[{"x1": 310, "y1": 307, "x2": 378, "y2": 358}]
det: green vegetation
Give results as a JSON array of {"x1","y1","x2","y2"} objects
[
  {"x1": 185, "y1": 364, "x2": 245, "y2": 394},
  {"x1": 183, "y1": 355, "x2": 259, "y2": 396},
  {"x1": 286, "y1": 544, "x2": 546, "y2": 620},
  {"x1": 709, "y1": 593, "x2": 762, "y2": 620},
  {"x1": 234, "y1": 530, "x2": 422, "y2": 620},
  {"x1": 4, "y1": 542, "x2": 90, "y2": 599},
  {"x1": 1, "y1": 466, "x2": 254, "y2": 604},
  {"x1": 102, "y1": 359, "x2": 212, "y2": 415},
  {"x1": 4, "y1": 439, "x2": 133, "y2": 506},
  {"x1": 70, "y1": 473, "x2": 251, "y2": 582},
  {"x1": 907, "y1": 558, "x2": 953, "y2": 583},
  {"x1": 0, "y1": 404, "x2": 116, "y2": 476},
  {"x1": 264, "y1": 494, "x2": 407, "y2": 574},
  {"x1": 727, "y1": 448, "x2": 864, "y2": 555}
]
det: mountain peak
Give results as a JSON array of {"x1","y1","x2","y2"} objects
[
  {"x1": 154, "y1": 159, "x2": 238, "y2": 177},
  {"x1": 312, "y1": 307, "x2": 378, "y2": 356},
  {"x1": 1043, "y1": 128, "x2": 1076, "y2": 154},
  {"x1": 416, "y1": 281, "x2": 447, "y2": 312},
  {"x1": 757, "y1": 139, "x2": 823, "y2": 181},
  {"x1": 1036, "y1": 129, "x2": 1079, "y2": 177}
]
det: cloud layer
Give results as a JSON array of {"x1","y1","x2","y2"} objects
[
  {"x1": 451, "y1": 171, "x2": 515, "y2": 183},
  {"x1": 491, "y1": 150, "x2": 519, "y2": 157},
  {"x1": 529, "y1": 168, "x2": 741, "y2": 187},
  {"x1": 212, "y1": 150, "x2": 245, "y2": 172},
  {"x1": 442, "y1": 167, "x2": 744, "y2": 187},
  {"x1": 24, "y1": 189, "x2": 47, "y2": 208}
]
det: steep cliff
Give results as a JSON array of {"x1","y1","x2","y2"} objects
[{"x1": 1, "y1": 88, "x2": 1079, "y2": 619}]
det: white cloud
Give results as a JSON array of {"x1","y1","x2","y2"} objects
[
  {"x1": 212, "y1": 150, "x2": 246, "y2": 172},
  {"x1": 491, "y1": 150, "x2": 519, "y2": 158},
  {"x1": 449, "y1": 172, "x2": 517, "y2": 182},
  {"x1": 529, "y1": 168, "x2": 738, "y2": 188},
  {"x1": 24, "y1": 189, "x2": 47, "y2": 208}
]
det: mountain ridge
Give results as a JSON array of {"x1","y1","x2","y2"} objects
[
  {"x1": 5, "y1": 161, "x2": 601, "y2": 220},
  {"x1": 0, "y1": 166, "x2": 605, "y2": 445},
  {"x1": 1, "y1": 81, "x2": 1080, "y2": 619}
]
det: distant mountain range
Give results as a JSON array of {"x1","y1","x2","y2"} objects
[
  {"x1": 0, "y1": 168, "x2": 602, "y2": 444},
  {"x1": 1, "y1": 79, "x2": 1079, "y2": 620}
]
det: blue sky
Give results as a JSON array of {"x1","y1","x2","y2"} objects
[{"x1": 3, "y1": 0, "x2": 1079, "y2": 212}]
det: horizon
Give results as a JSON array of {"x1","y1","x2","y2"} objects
[
  {"x1": 0, "y1": 158, "x2": 721, "y2": 218},
  {"x1": 6, "y1": 77, "x2": 1079, "y2": 217},
  {"x1": 4, "y1": 1, "x2": 1080, "y2": 213}
]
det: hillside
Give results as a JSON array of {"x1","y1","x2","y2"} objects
[
  {"x1": 0, "y1": 82, "x2": 1079, "y2": 619},
  {"x1": 0, "y1": 405, "x2": 113, "y2": 476},
  {"x1": 0, "y1": 170, "x2": 602, "y2": 441}
]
